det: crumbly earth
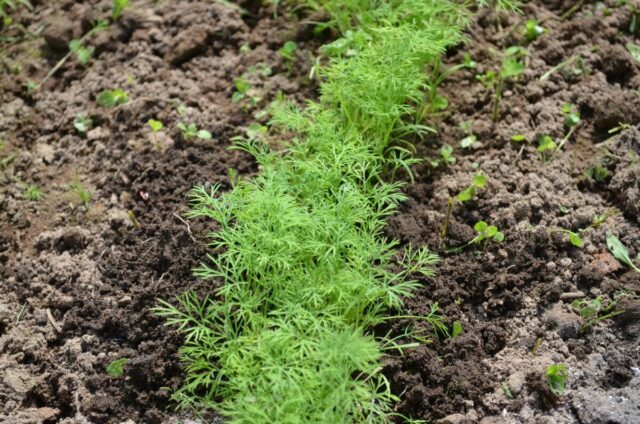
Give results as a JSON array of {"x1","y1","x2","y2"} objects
[
  {"x1": 0, "y1": 0, "x2": 639, "y2": 423},
  {"x1": 384, "y1": 0, "x2": 640, "y2": 423}
]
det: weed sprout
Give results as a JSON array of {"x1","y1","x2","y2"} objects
[{"x1": 546, "y1": 364, "x2": 567, "y2": 396}]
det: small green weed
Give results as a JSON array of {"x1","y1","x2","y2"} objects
[
  {"x1": 606, "y1": 232, "x2": 640, "y2": 273},
  {"x1": 177, "y1": 122, "x2": 211, "y2": 141},
  {"x1": 74, "y1": 114, "x2": 93, "y2": 134},
  {"x1": 106, "y1": 358, "x2": 129, "y2": 377},
  {"x1": 422, "y1": 53, "x2": 476, "y2": 117},
  {"x1": 546, "y1": 364, "x2": 567, "y2": 396},
  {"x1": 447, "y1": 220, "x2": 504, "y2": 253},
  {"x1": 586, "y1": 164, "x2": 608, "y2": 182},
  {"x1": 459, "y1": 120, "x2": 476, "y2": 149},
  {"x1": 431, "y1": 144, "x2": 455, "y2": 167},
  {"x1": 537, "y1": 134, "x2": 557, "y2": 161},
  {"x1": 279, "y1": 40, "x2": 297, "y2": 74},
  {"x1": 69, "y1": 39, "x2": 94, "y2": 65},
  {"x1": 477, "y1": 46, "x2": 526, "y2": 122},
  {"x1": 523, "y1": 19, "x2": 545, "y2": 43},
  {"x1": 148, "y1": 119, "x2": 164, "y2": 148},
  {"x1": 549, "y1": 227, "x2": 583, "y2": 248},
  {"x1": 112, "y1": 0, "x2": 129, "y2": 20},
  {"x1": 97, "y1": 89, "x2": 128, "y2": 107},
  {"x1": 25, "y1": 185, "x2": 43, "y2": 201},
  {"x1": 457, "y1": 173, "x2": 486, "y2": 202},
  {"x1": 571, "y1": 295, "x2": 625, "y2": 332},
  {"x1": 451, "y1": 321, "x2": 464, "y2": 337},
  {"x1": 556, "y1": 103, "x2": 581, "y2": 152},
  {"x1": 70, "y1": 182, "x2": 90, "y2": 209}
]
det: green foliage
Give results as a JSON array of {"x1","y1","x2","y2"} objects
[
  {"x1": 0, "y1": 0, "x2": 31, "y2": 27},
  {"x1": 279, "y1": 40, "x2": 297, "y2": 73},
  {"x1": 177, "y1": 122, "x2": 211, "y2": 140},
  {"x1": 74, "y1": 114, "x2": 93, "y2": 133},
  {"x1": 546, "y1": 364, "x2": 567, "y2": 396},
  {"x1": 70, "y1": 182, "x2": 90, "y2": 209},
  {"x1": 431, "y1": 144, "x2": 455, "y2": 167},
  {"x1": 156, "y1": 1, "x2": 480, "y2": 421},
  {"x1": 626, "y1": 43, "x2": 640, "y2": 64},
  {"x1": 112, "y1": 0, "x2": 129, "y2": 20},
  {"x1": 561, "y1": 103, "x2": 580, "y2": 128},
  {"x1": 571, "y1": 295, "x2": 625, "y2": 332},
  {"x1": 586, "y1": 164, "x2": 608, "y2": 182},
  {"x1": 607, "y1": 233, "x2": 640, "y2": 273},
  {"x1": 148, "y1": 119, "x2": 164, "y2": 132},
  {"x1": 25, "y1": 185, "x2": 43, "y2": 201},
  {"x1": 511, "y1": 134, "x2": 526, "y2": 142},
  {"x1": 537, "y1": 134, "x2": 557, "y2": 160},
  {"x1": 472, "y1": 220, "x2": 505, "y2": 244},
  {"x1": 523, "y1": 19, "x2": 544, "y2": 43},
  {"x1": 451, "y1": 321, "x2": 464, "y2": 338},
  {"x1": 69, "y1": 39, "x2": 94, "y2": 65},
  {"x1": 97, "y1": 89, "x2": 128, "y2": 107},
  {"x1": 477, "y1": 46, "x2": 526, "y2": 122},
  {"x1": 457, "y1": 173, "x2": 486, "y2": 202},
  {"x1": 106, "y1": 358, "x2": 129, "y2": 377}
]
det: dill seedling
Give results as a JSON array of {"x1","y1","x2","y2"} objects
[
  {"x1": 25, "y1": 185, "x2": 43, "y2": 201},
  {"x1": 112, "y1": 0, "x2": 129, "y2": 20},
  {"x1": 70, "y1": 181, "x2": 91, "y2": 210},
  {"x1": 477, "y1": 46, "x2": 526, "y2": 122}
]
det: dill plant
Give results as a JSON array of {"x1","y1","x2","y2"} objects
[{"x1": 156, "y1": 1, "x2": 515, "y2": 422}]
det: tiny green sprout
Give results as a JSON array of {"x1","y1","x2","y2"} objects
[
  {"x1": 239, "y1": 43, "x2": 251, "y2": 54},
  {"x1": 457, "y1": 173, "x2": 486, "y2": 202},
  {"x1": 69, "y1": 39, "x2": 94, "y2": 65},
  {"x1": 523, "y1": 19, "x2": 545, "y2": 43},
  {"x1": 586, "y1": 165, "x2": 608, "y2": 182},
  {"x1": 606, "y1": 232, "x2": 640, "y2": 274},
  {"x1": 437, "y1": 144, "x2": 455, "y2": 166},
  {"x1": 451, "y1": 321, "x2": 464, "y2": 338},
  {"x1": 177, "y1": 122, "x2": 212, "y2": 141},
  {"x1": 537, "y1": 135, "x2": 557, "y2": 160},
  {"x1": 473, "y1": 220, "x2": 505, "y2": 244},
  {"x1": 279, "y1": 40, "x2": 297, "y2": 73},
  {"x1": 112, "y1": 0, "x2": 129, "y2": 20},
  {"x1": 175, "y1": 102, "x2": 187, "y2": 117},
  {"x1": 70, "y1": 182, "x2": 91, "y2": 209},
  {"x1": 245, "y1": 123, "x2": 268, "y2": 141},
  {"x1": 460, "y1": 135, "x2": 476, "y2": 149},
  {"x1": 74, "y1": 114, "x2": 93, "y2": 134},
  {"x1": 546, "y1": 364, "x2": 567, "y2": 396},
  {"x1": 148, "y1": 119, "x2": 164, "y2": 132},
  {"x1": 626, "y1": 43, "x2": 640, "y2": 64},
  {"x1": 25, "y1": 185, "x2": 43, "y2": 201},
  {"x1": 608, "y1": 122, "x2": 631, "y2": 135},
  {"x1": 232, "y1": 77, "x2": 251, "y2": 103},
  {"x1": 561, "y1": 103, "x2": 580, "y2": 128},
  {"x1": 550, "y1": 228, "x2": 583, "y2": 248},
  {"x1": 420, "y1": 53, "x2": 475, "y2": 119},
  {"x1": 24, "y1": 80, "x2": 37, "y2": 93},
  {"x1": 148, "y1": 119, "x2": 164, "y2": 148},
  {"x1": 558, "y1": 205, "x2": 571, "y2": 215},
  {"x1": 511, "y1": 134, "x2": 526, "y2": 142},
  {"x1": 480, "y1": 46, "x2": 526, "y2": 122},
  {"x1": 97, "y1": 89, "x2": 128, "y2": 108},
  {"x1": 571, "y1": 295, "x2": 625, "y2": 332},
  {"x1": 106, "y1": 358, "x2": 129, "y2": 377}
]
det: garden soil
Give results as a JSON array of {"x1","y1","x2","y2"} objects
[{"x1": 1, "y1": 0, "x2": 639, "y2": 423}]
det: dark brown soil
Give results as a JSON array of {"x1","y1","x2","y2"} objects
[
  {"x1": 1, "y1": 1, "x2": 319, "y2": 422},
  {"x1": 1, "y1": 1, "x2": 639, "y2": 423},
  {"x1": 384, "y1": 1, "x2": 640, "y2": 422}
]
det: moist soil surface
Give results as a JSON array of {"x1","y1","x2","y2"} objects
[{"x1": 1, "y1": 0, "x2": 639, "y2": 423}]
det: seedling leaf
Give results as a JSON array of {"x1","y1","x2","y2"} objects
[
  {"x1": 106, "y1": 358, "x2": 129, "y2": 377},
  {"x1": 606, "y1": 233, "x2": 640, "y2": 273},
  {"x1": 546, "y1": 364, "x2": 567, "y2": 396},
  {"x1": 148, "y1": 119, "x2": 164, "y2": 132}
]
